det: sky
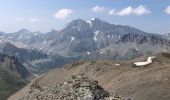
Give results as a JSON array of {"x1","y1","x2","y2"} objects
[{"x1": 0, "y1": 0, "x2": 170, "y2": 34}]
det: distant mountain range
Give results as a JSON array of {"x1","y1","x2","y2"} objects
[
  {"x1": 164, "y1": 32, "x2": 170, "y2": 40},
  {"x1": 1, "y1": 18, "x2": 170, "y2": 99},
  {"x1": 44, "y1": 18, "x2": 170, "y2": 58},
  {"x1": 0, "y1": 18, "x2": 170, "y2": 73}
]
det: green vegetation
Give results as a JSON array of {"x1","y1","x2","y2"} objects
[{"x1": 0, "y1": 71, "x2": 28, "y2": 100}]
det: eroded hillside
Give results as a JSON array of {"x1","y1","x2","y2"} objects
[{"x1": 9, "y1": 53, "x2": 170, "y2": 100}]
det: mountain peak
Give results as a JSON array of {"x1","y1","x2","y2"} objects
[
  {"x1": 85, "y1": 18, "x2": 99, "y2": 21},
  {"x1": 66, "y1": 18, "x2": 107, "y2": 29},
  {"x1": 17, "y1": 28, "x2": 31, "y2": 33},
  {"x1": 70, "y1": 18, "x2": 104, "y2": 24},
  {"x1": 51, "y1": 29, "x2": 57, "y2": 32},
  {"x1": 90, "y1": 17, "x2": 96, "y2": 21}
]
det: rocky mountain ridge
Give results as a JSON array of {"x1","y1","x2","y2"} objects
[
  {"x1": 164, "y1": 32, "x2": 170, "y2": 40},
  {"x1": 23, "y1": 74, "x2": 122, "y2": 100},
  {"x1": 0, "y1": 18, "x2": 169, "y2": 56},
  {"x1": 0, "y1": 18, "x2": 170, "y2": 73}
]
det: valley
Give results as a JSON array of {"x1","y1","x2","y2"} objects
[
  {"x1": 0, "y1": 0, "x2": 170, "y2": 99},
  {"x1": 0, "y1": 18, "x2": 170, "y2": 100}
]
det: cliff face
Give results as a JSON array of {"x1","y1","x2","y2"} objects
[{"x1": 48, "y1": 18, "x2": 169, "y2": 57}]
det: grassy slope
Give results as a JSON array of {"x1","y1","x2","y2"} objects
[
  {"x1": 0, "y1": 71, "x2": 28, "y2": 100},
  {"x1": 0, "y1": 54, "x2": 30, "y2": 100}
]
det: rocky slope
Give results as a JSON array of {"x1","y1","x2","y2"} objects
[
  {"x1": 44, "y1": 18, "x2": 170, "y2": 58},
  {"x1": 1, "y1": 18, "x2": 170, "y2": 58},
  {"x1": 9, "y1": 53, "x2": 170, "y2": 100},
  {"x1": 0, "y1": 54, "x2": 30, "y2": 100},
  {"x1": 22, "y1": 74, "x2": 122, "y2": 100},
  {"x1": 0, "y1": 29, "x2": 80, "y2": 73},
  {"x1": 2, "y1": 28, "x2": 58, "y2": 50},
  {"x1": 0, "y1": 18, "x2": 170, "y2": 73},
  {"x1": 0, "y1": 42, "x2": 48, "y2": 62},
  {"x1": 0, "y1": 42, "x2": 52, "y2": 73}
]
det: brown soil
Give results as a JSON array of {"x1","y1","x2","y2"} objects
[{"x1": 8, "y1": 53, "x2": 170, "y2": 100}]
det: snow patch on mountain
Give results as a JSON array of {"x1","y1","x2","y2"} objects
[
  {"x1": 94, "y1": 30, "x2": 99, "y2": 41},
  {"x1": 91, "y1": 18, "x2": 96, "y2": 21},
  {"x1": 87, "y1": 52, "x2": 91, "y2": 55},
  {"x1": 115, "y1": 63, "x2": 120, "y2": 66},
  {"x1": 18, "y1": 36, "x2": 23, "y2": 39},
  {"x1": 134, "y1": 56, "x2": 156, "y2": 67},
  {"x1": 86, "y1": 20, "x2": 92, "y2": 27},
  {"x1": 34, "y1": 33, "x2": 38, "y2": 36},
  {"x1": 107, "y1": 35, "x2": 110, "y2": 38},
  {"x1": 76, "y1": 27, "x2": 80, "y2": 31},
  {"x1": 72, "y1": 26, "x2": 80, "y2": 31},
  {"x1": 71, "y1": 36, "x2": 75, "y2": 42},
  {"x1": 43, "y1": 41, "x2": 47, "y2": 44}
]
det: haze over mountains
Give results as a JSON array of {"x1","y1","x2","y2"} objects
[{"x1": 0, "y1": 18, "x2": 169, "y2": 73}]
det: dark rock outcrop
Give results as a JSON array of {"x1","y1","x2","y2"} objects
[{"x1": 23, "y1": 74, "x2": 122, "y2": 100}]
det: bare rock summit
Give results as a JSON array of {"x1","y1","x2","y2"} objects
[{"x1": 22, "y1": 74, "x2": 122, "y2": 100}]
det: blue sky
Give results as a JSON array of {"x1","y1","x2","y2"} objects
[{"x1": 0, "y1": 0, "x2": 170, "y2": 34}]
